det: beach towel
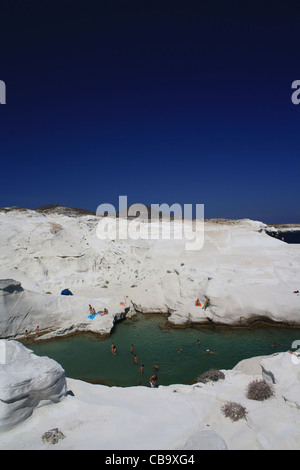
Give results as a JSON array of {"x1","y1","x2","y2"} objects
[{"x1": 88, "y1": 312, "x2": 99, "y2": 319}]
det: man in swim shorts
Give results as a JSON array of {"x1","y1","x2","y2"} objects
[{"x1": 150, "y1": 374, "x2": 157, "y2": 388}]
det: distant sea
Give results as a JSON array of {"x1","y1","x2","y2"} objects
[{"x1": 275, "y1": 231, "x2": 300, "y2": 244}]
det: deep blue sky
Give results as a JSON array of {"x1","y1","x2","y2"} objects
[{"x1": 0, "y1": 0, "x2": 299, "y2": 223}]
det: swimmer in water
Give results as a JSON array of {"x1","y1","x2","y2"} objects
[{"x1": 133, "y1": 354, "x2": 139, "y2": 364}]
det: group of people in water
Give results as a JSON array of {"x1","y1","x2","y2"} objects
[
  {"x1": 108, "y1": 338, "x2": 218, "y2": 388},
  {"x1": 110, "y1": 341, "x2": 160, "y2": 387}
]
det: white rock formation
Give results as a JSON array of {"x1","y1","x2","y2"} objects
[
  {"x1": 1, "y1": 208, "x2": 300, "y2": 449},
  {"x1": 0, "y1": 339, "x2": 67, "y2": 430},
  {"x1": 0, "y1": 207, "x2": 299, "y2": 339},
  {"x1": 0, "y1": 278, "x2": 128, "y2": 340}
]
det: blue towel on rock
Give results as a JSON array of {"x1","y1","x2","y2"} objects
[{"x1": 88, "y1": 312, "x2": 99, "y2": 319}]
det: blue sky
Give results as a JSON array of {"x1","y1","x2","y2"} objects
[{"x1": 0, "y1": 0, "x2": 299, "y2": 223}]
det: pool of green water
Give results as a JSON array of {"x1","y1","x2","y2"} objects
[{"x1": 25, "y1": 313, "x2": 300, "y2": 387}]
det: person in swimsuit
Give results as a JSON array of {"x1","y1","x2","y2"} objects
[
  {"x1": 150, "y1": 374, "x2": 158, "y2": 388},
  {"x1": 133, "y1": 354, "x2": 139, "y2": 364}
]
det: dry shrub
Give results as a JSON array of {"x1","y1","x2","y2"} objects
[
  {"x1": 221, "y1": 401, "x2": 247, "y2": 422},
  {"x1": 42, "y1": 428, "x2": 65, "y2": 445},
  {"x1": 197, "y1": 369, "x2": 225, "y2": 384},
  {"x1": 246, "y1": 379, "x2": 274, "y2": 401}
]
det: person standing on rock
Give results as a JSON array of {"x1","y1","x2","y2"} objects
[{"x1": 150, "y1": 374, "x2": 158, "y2": 388}]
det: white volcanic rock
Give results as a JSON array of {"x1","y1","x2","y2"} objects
[
  {"x1": 0, "y1": 208, "x2": 299, "y2": 340},
  {"x1": 1, "y1": 208, "x2": 300, "y2": 449},
  {"x1": 260, "y1": 352, "x2": 300, "y2": 409},
  {"x1": 0, "y1": 278, "x2": 128, "y2": 340},
  {"x1": 0, "y1": 340, "x2": 67, "y2": 430},
  {"x1": 181, "y1": 429, "x2": 227, "y2": 450}
]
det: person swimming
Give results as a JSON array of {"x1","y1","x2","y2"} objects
[{"x1": 133, "y1": 354, "x2": 139, "y2": 364}]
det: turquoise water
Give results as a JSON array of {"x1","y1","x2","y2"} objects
[{"x1": 26, "y1": 313, "x2": 300, "y2": 387}]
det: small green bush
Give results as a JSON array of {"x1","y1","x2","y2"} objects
[
  {"x1": 221, "y1": 401, "x2": 247, "y2": 422},
  {"x1": 246, "y1": 379, "x2": 274, "y2": 401},
  {"x1": 197, "y1": 369, "x2": 225, "y2": 384}
]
